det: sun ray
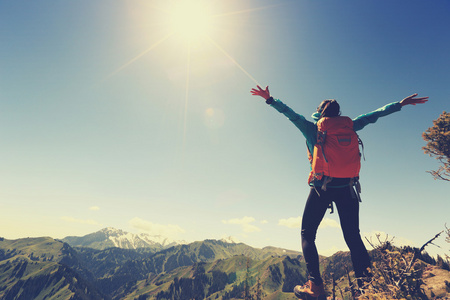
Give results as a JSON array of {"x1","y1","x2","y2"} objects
[
  {"x1": 182, "y1": 42, "x2": 192, "y2": 157},
  {"x1": 211, "y1": 3, "x2": 289, "y2": 18},
  {"x1": 102, "y1": 32, "x2": 174, "y2": 82},
  {"x1": 206, "y1": 36, "x2": 260, "y2": 86}
]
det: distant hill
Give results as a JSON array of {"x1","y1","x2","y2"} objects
[
  {"x1": 0, "y1": 237, "x2": 104, "y2": 299},
  {"x1": 62, "y1": 227, "x2": 183, "y2": 250}
]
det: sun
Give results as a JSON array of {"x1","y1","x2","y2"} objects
[
  {"x1": 106, "y1": 0, "x2": 272, "y2": 85},
  {"x1": 168, "y1": 0, "x2": 213, "y2": 43},
  {"x1": 105, "y1": 0, "x2": 276, "y2": 150}
]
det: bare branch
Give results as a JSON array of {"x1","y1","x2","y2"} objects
[{"x1": 419, "y1": 231, "x2": 443, "y2": 253}]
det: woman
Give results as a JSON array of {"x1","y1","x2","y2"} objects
[{"x1": 250, "y1": 85, "x2": 428, "y2": 298}]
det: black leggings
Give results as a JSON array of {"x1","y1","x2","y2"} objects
[{"x1": 301, "y1": 186, "x2": 370, "y2": 285}]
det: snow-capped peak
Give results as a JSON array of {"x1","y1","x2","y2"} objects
[
  {"x1": 220, "y1": 236, "x2": 240, "y2": 244},
  {"x1": 99, "y1": 227, "x2": 183, "y2": 249}
]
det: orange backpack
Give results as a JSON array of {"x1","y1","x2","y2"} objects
[{"x1": 308, "y1": 116, "x2": 362, "y2": 185}]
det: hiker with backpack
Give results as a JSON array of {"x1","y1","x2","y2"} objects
[{"x1": 250, "y1": 85, "x2": 428, "y2": 299}]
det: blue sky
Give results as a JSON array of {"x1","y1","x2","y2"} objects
[{"x1": 1, "y1": 0, "x2": 449, "y2": 257}]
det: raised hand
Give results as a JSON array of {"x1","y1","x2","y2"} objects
[
  {"x1": 400, "y1": 93, "x2": 429, "y2": 106},
  {"x1": 250, "y1": 85, "x2": 271, "y2": 100}
]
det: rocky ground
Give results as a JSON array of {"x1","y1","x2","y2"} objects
[{"x1": 422, "y1": 265, "x2": 450, "y2": 299}]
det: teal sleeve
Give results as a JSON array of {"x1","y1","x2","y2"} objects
[
  {"x1": 270, "y1": 99, "x2": 317, "y2": 152},
  {"x1": 352, "y1": 102, "x2": 402, "y2": 131}
]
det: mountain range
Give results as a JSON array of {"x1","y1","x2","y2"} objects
[
  {"x1": 0, "y1": 228, "x2": 304, "y2": 299},
  {"x1": 0, "y1": 228, "x2": 448, "y2": 299}
]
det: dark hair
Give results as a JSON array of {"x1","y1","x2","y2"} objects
[{"x1": 317, "y1": 99, "x2": 340, "y2": 118}]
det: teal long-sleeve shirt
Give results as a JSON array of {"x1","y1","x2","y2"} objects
[{"x1": 269, "y1": 98, "x2": 402, "y2": 166}]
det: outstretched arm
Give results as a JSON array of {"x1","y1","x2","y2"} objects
[
  {"x1": 399, "y1": 93, "x2": 429, "y2": 106},
  {"x1": 353, "y1": 93, "x2": 429, "y2": 131},
  {"x1": 249, "y1": 85, "x2": 317, "y2": 148}
]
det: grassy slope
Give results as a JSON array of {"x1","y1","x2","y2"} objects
[
  {"x1": 122, "y1": 254, "x2": 306, "y2": 300},
  {"x1": 0, "y1": 237, "x2": 104, "y2": 300}
]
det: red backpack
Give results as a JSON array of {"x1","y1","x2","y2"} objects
[{"x1": 308, "y1": 116, "x2": 362, "y2": 185}]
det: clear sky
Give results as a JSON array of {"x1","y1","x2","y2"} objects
[{"x1": 1, "y1": 0, "x2": 449, "y2": 257}]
